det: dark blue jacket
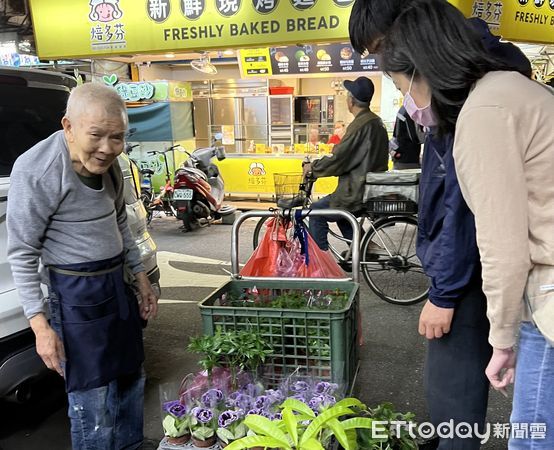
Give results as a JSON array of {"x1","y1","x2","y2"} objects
[{"x1": 416, "y1": 131, "x2": 481, "y2": 308}]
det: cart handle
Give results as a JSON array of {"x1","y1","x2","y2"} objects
[{"x1": 231, "y1": 209, "x2": 360, "y2": 284}]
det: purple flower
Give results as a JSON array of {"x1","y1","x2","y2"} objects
[
  {"x1": 265, "y1": 389, "x2": 285, "y2": 404},
  {"x1": 201, "y1": 389, "x2": 224, "y2": 408},
  {"x1": 272, "y1": 412, "x2": 283, "y2": 421},
  {"x1": 291, "y1": 393, "x2": 309, "y2": 404},
  {"x1": 225, "y1": 391, "x2": 240, "y2": 408},
  {"x1": 254, "y1": 395, "x2": 271, "y2": 410},
  {"x1": 235, "y1": 393, "x2": 254, "y2": 411},
  {"x1": 308, "y1": 394, "x2": 336, "y2": 412},
  {"x1": 163, "y1": 400, "x2": 188, "y2": 418},
  {"x1": 314, "y1": 382, "x2": 339, "y2": 396},
  {"x1": 246, "y1": 408, "x2": 264, "y2": 416},
  {"x1": 290, "y1": 381, "x2": 311, "y2": 393},
  {"x1": 192, "y1": 406, "x2": 214, "y2": 424},
  {"x1": 218, "y1": 410, "x2": 240, "y2": 428}
]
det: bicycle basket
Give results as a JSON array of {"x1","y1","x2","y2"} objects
[{"x1": 273, "y1": 172, "x2": 306, "y2": 208}]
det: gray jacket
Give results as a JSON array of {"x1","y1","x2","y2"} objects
[{"x1": 312, "y1": 109, "x2": 389, "y2": 211}]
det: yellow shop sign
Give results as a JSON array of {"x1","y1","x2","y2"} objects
[
  {"x1": 450, "y1": 0, "x2": 554, "y2": 44},
  {"x1": 28, "y1": 0, "x2": 355, "y2": 59}
]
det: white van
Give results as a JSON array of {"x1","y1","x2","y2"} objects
[{"x1": 0, "y1": 67, "x2": 159, "y2": 401}]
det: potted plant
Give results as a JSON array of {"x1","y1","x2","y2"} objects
[
  {"x1": 190, "y1": 406, "x2": 218, "y2": 448},
  {"x1": 356, "y1": 402, "x2": 419, "y2": 450},
  {"x1": 188, "y1": 329, "x2": 273, "y2": 388},
  {"x1": 224, "y1": 397, "x2": 374, "y2": 450},
  {"x1": 161, "y1": 400, "x2": 192, "y2": 445},
  {"x1": 217, "y1": 409, "x2": 248, "y2": 448}
]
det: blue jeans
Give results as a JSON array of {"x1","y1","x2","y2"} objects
[
  {"x1": 509, "y1": 322, "x2": 554, "y2": 449},
  {"x1": 308, "y1": 196, "x2": 353, "y2": 251},
  {"x1": 49, "y1": 293, "x2": 146, "y2": 450}
]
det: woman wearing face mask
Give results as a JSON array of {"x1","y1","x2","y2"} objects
[{"x1": 376, "y1": 1, "x2": 554, "y2": 449}]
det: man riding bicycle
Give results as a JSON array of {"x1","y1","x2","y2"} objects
[{"x1": 303, "y1": 76, "x2": 389, "y2": 251}]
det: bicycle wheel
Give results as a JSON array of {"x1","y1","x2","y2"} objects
[
  {"x1": 361, "y1": 215, "x2": 429, "y2": 305},
  {"x1": 252, "y1": 216, "x2": 270, "y2": 249}
]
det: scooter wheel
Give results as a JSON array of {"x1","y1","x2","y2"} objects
[{"x1": 181, "y1": 203, "x2": 196, "y2": 232}]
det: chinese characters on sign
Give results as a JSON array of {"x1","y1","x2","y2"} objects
[
  {"x1": 89, "y1": 0, "x2": 126, "y2": 51},
  {"x1": 217, "y1": 0, "x2": 241, "y2": 16},
  {"x1": 181, "y1": 0, "x2": 205, "y2": 19},
  {"x1": 147, "y1": 0, "x2": 171, "y2": 23},
  {"x1": 471, "y1": 0, "x2": 503, "y2": 27},
  {"x1": 491, "y1": 423, "x2": 547, "y2": 440},
  {"x1": 290, "y1": 0, "x2": 317, "y2": 10},
  {"x1": 253, "y1": 0, "x2": 278, "y2": 14}
]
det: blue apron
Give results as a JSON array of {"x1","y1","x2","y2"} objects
[{"x1": 48, "y1": 254, "x2": 144, "y2": 393}]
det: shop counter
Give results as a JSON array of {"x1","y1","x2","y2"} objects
[{"x1": 215, "y1": 153, "x2": 338, "y2": 198}]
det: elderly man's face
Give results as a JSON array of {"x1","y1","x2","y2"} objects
[{"x1": 62, "y1": 104, "x2": 127, "y2": 176}]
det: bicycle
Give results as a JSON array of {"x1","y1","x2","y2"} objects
[
  {"x1": 252, "y1": 171, "x2": 429, "y2": 305},
  {"x1": 140, "y1": 145, "x2": 181, "y2": 224}
]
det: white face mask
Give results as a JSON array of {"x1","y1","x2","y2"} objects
[{"x1": 403, "y1": 70, "x2": 437, "y2": 127}]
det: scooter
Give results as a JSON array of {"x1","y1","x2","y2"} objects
[{"x1": 173, "y1": 135, "x2": 237, "y2": 231}]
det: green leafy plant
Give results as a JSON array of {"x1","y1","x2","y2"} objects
[
  {"x1": 217, "y1": 410, "x2": 248, "y2": 445},
  {"x1": 161, "y1": 401, "x2": 191, "y2": 439},
  {"x1": 356, "y1": 403, "x2": 418, "y2": 450},
  {"x1": 188, "y1": 329, "x2": 273, "y2": 387},
  {"x1": 225, "y1": 398, "x2": 373, "y2": 450}
]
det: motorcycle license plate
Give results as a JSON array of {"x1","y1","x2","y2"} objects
[{"x1": 173, "y1": 189, "x2": 193, "y2": 200}]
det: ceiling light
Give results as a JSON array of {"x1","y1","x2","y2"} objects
[
  {"x1": 223, "y1": 50, "x2": 235, "y2": 56},
  {"x1": 165, "y1": 52, "x2": 175, "y2": 58}
]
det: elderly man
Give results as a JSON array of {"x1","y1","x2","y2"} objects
[
  {"x1": 7, "y1": 83, "x2": 158, "y2": 450},
  {"x1": 304, "y1": 76, "x2": 388, "y2": 252}
]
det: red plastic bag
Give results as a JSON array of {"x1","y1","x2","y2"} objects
[{"x1": 240, "y1": 216, "x2": 345, "y2": 278}]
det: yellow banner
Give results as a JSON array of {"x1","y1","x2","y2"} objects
[
  {"x1": 450, "y1": 0, "x2": 554, "y2": 44},
  {"x1": 29, "y1": 0, "x2": 355, "y2": 59},
  {"x1": 239, "y1": 48, "x2": 273, "y2": 77}
]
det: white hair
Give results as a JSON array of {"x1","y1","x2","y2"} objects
[{"x1": 66, "y1": 82, "x2": 127, "y2": 124}]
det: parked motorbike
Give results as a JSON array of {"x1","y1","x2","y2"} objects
[{"x1": 173, "y1": 135, "x2": 236, "y2": 231}]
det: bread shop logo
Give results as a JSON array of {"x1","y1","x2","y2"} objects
[
  {"x1": 216, "y1": 0, "x2": 242, "y2": 17},
  {"x1": 89, "y1": 0, "x2": 127, "y2": 51}
]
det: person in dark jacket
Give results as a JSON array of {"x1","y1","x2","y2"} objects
[
  {"x1": 303, "y1": 76, "x2": 388, "y2": 251},
  {"x1": 389, "y1": 106, "x2": 423, "y2": 169},
  {"x1": 350, "y1": 4, "x2": 532, "y2": 449}
]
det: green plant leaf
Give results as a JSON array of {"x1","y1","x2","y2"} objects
[
  {"x1": 162, "y1": 415, "x2": 178, "y2": 437},
  {"x1": 280, "y1": 398, "x2": 316, "y2": 418},
  {"x1": 192, "y1": 426, "x2": 214, "y2": 440},
  {"x1": 340, "y1": 417, "x2": 374, "y2": 431},
  {"x1": 300, "y1": 406, "x2": 354, "y2": 445},
  {"x1": 225, "y1": 435, "x2": 289, "y2": 450},
  {"x1": 326, "y1": 418, "x2": 351, "y2": 450},
  {"x1": 244, "y1": 415, "x2": 289, "y2": 448},
  {"x1": 282, "y1": 407, "x2": 298, "y2": 447},
  {"x1": 234, "y1": 422, "x2": 248, "y2": 439},
  {"x1": 217, "y1": 428, "x2": 235, "y2": 444},
  {"x1": 300, "y1": 437, "x2": 325, "y2": 450},
  {"x1": 334, "y1": 398, "x2": 366, "y2": 411}
]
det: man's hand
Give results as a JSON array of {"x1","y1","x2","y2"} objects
[
  {"x1": 418, "y1": 300, "x2": 455, "y2": 339},
  {"x1": 134, "y1": 272, "x2": 159, "y2": 320},
  {"x1": 30, "y1": 314, "x2": 65, "y2": 377},
  {"x1": 302, "y1": 163, "x2": 312, "y2": 177},
  {"x1": 486, "y1": 347, "x2": 516, "y2": 395}
]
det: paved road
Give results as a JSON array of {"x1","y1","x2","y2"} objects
[{"x1": 0, "y1": 215, "x2": 511, "y2": 449}]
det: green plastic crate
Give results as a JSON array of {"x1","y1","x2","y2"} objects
[{"x1": 198, "y1": 279, "x2": 359, "y2": 390}]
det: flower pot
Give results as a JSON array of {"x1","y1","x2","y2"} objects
[
  {"x1": 166, "y1": 433, "x2": 191, "y2": 445},
  {"x1": 192, "y1": 435, "x2": 217, "y2": 448}
]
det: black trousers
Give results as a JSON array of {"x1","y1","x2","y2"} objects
[{"x1": 425, "y1": 282, "x2": 492, "y2": 450}]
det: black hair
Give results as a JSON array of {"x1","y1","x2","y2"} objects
[
  {"x1": 380, "y1": 0, "x2": 523, "y2": 135},
  {"x1": 349, "y1": 0, "x2": 410, "y2": 54}
]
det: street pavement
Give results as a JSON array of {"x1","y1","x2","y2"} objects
[{"x1": 0, "y1": 214, "x2": 511, "y2": 449}]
